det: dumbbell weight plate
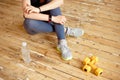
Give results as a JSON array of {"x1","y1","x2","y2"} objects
[
  {"x1": 82, "y1": 65, "x2": 91, "y2": 72},
  {"x1": 95, "y1": 68, "x2": 103, "y2": 76},
  {"x1": 83, "y1": 57, "x2": 90, "y2": 65}
]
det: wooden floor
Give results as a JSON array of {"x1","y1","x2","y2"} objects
[{"x1": 0, "y1": 0, "x2": 120, "y2": 80}]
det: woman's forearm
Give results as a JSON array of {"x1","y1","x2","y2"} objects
[
  {"x1": 24, "y1": 13, "x2": 49, "y2": 21},
  {"x1": 24, "y1": 13, "x2": 66, "y2": 25},
  {"x1": 40, "y1": 0, "x2": 64, "y2": 12},
  {"x1": 22, "y1": 0, "x2": 31, "y2": 9}
]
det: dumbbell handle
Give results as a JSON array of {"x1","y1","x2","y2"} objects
[
  {"x1": 90, "y1": 60, "x2": 96, "y2": 65},
  {"x1": 88, "y1": 63, "x2": 97, "y2": 70}
]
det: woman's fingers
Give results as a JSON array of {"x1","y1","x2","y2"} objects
[
  {"x1": 61, "y1": 16, "x2": 66, "y2": 24},
  {"x1": 52, "y1": 15, "x2": 67, "y2": 25},
  {"x1": 61, "y1": 20, "x2": 66, "y2": 24},
  {"x1": 25, "y1": 6, "x2": 33, "y2": 14},
  {"x1": 29, "y1": 9, "x2": 33, "y2": 14},
  {"x1": 24, "y1": 6, "x2": 39, "y2": 14},
  {"x1": 25, "y1": 6, "x2": 31, "y2": 14}
]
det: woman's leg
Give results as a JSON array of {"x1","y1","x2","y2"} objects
[
  {"x1": 23, "y1": 18, "x2": 54, "y2": 35},
  {"x1": 50, "y1": 8, "x2": 65, "y2": 40},
  {"x1": 50, "y1": 8, "x2": 72, "y2": 60}
]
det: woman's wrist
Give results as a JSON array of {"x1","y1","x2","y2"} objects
[
  {"x1": 51, "y1": 16, "x2": 56, "y2": 22},
  {"x1": 48, "y1": 14, "x2": 52, "y2": 22},
  {"x1": 38, "y1": 7, "x2": 41, "y2": 13}
]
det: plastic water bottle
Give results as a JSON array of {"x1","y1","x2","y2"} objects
[{"x1": 21, "y1": 42, "x2": 31, "y2": 63}]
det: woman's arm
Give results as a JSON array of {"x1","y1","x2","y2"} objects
[
  {"x1": 24, "y1": 13, "x2": 66, "y2": 24},
  {"x1": 22, "y1": 0, "x2": 66, "y2": 24},
  {"x1": 22, "y1": 0, "x2": 30, "y2": 10},
  {"x1": 22, "y1": 0, "x2": 49, "y2": 21},
  {"x1": 24, "y1": 0, "x2": 64, "y2": 14},
  {"x1": 24, "y1": 13, "x2": 49, "y2": 21},
  {"x1": 40, "y1": 0, "x2": 64, "y2": 12},
  {"x1": 23, "y1": 0, "x2": 63, "y2": 14}
]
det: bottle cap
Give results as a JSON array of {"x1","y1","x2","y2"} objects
[{"x1": 22, "y1": 42, "x2": 27, "y2": 46}]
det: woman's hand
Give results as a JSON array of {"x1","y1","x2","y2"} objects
[
  {"x1": 52, "y1": 15, "x2": 67, "y2": 25},
  {"x1": 24, "y1": 5, "x2": 40, "y2": 14}
]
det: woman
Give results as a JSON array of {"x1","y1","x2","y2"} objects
[{"x1": 22, "y1": 0, "x2": 84, "y2": 60}]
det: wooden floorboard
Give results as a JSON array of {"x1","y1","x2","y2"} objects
[{"x1": 0, "y1": 0, "x2": 120, "y2": 80}]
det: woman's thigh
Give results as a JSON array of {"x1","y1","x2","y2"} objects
[{"x1": 24, "y1": 18, "x2": 54, "y2": 35}]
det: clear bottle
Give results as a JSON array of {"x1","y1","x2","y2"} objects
[{"x1": 21, "y1": 42, "x2": 31, "y2": 63}]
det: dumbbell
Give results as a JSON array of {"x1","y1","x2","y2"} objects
[{"x1": 82, "y1": 56, "x2": 103, "y2": 76}]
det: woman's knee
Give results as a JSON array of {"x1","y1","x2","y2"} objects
[
  {"x1": 24, "y1": 18, "x2": 35, "y2": 28},
  {"x1": 50, "y1": 7, "x2": 62, "y2": 16},
  {"x1": 23, "y1": 18, "x2": 37, "y2": 35}
]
